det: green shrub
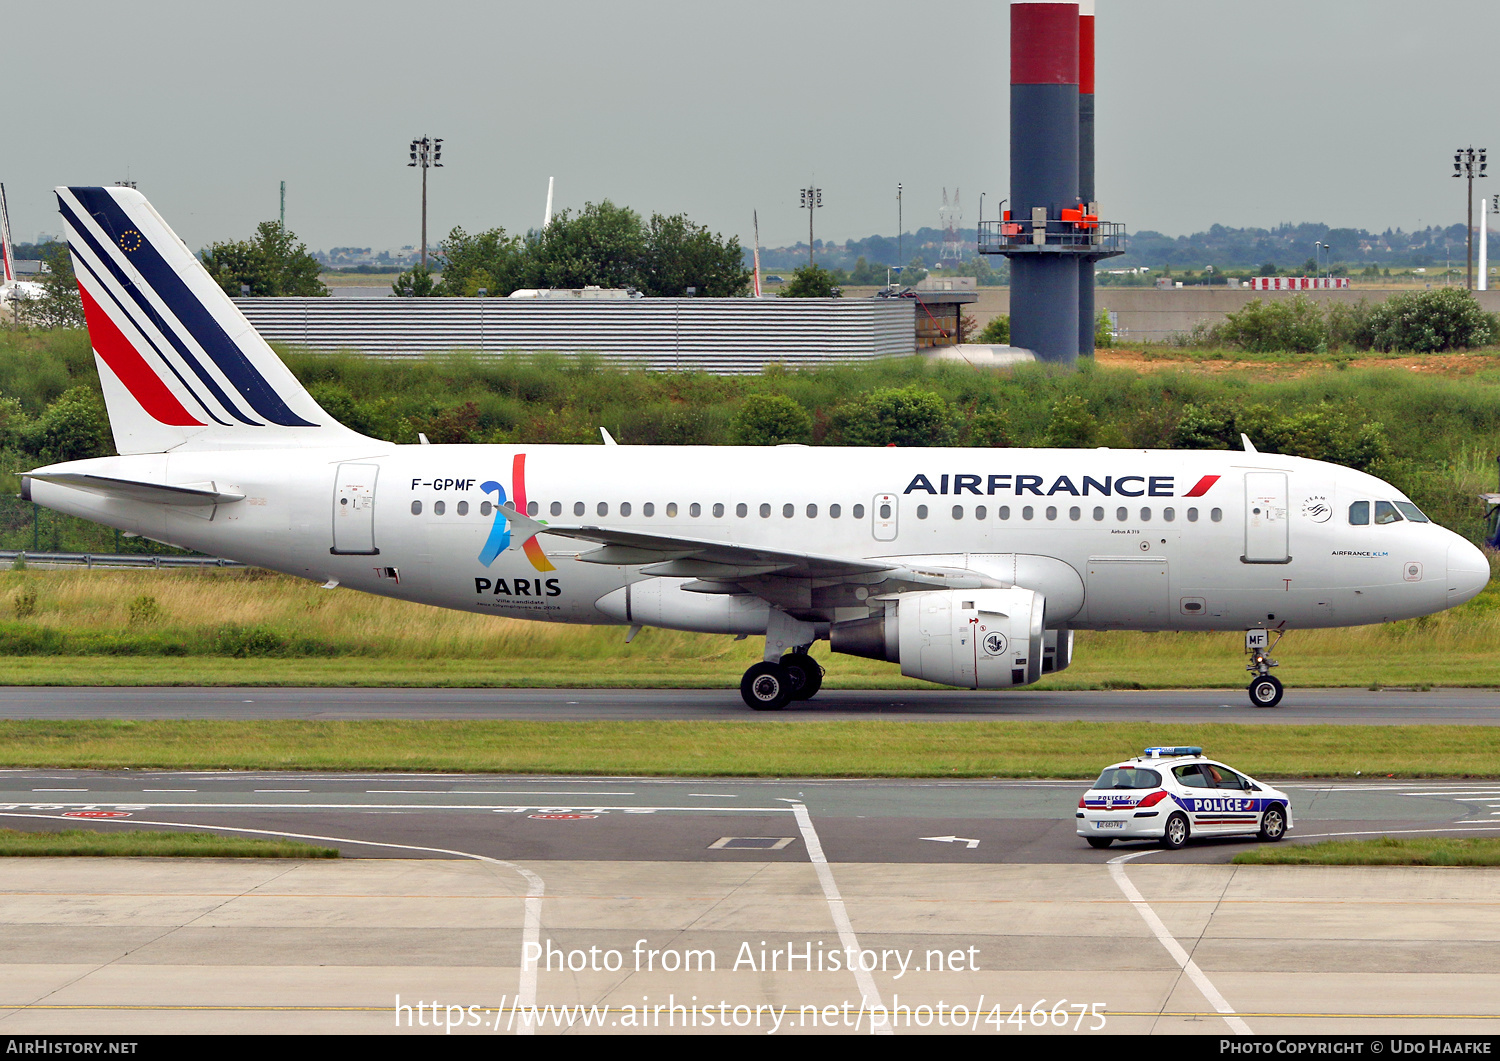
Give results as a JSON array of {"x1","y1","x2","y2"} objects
[
  {"x1": 966, "y1": 408, "x2": 1015, "y2": 448},
  {"x1": 213, "y1": 624, "x2": 288, "y2": 657},
  {"x1": 11, "y1": 583, "x2": 36, "y2": 619},
  {"x1": 127, "y1": 595, "x2": 161, "y2": 626},
  {"x1": 1043, "y1": 395, "x2": 1100, "y2": 447},
  {"x1": 1366, "y1": 288, "x2": 1493, "y2": 352},
  {"x1": 830, "y1": 387, "x2": 956, "y2": 447},
  {"x1": 977, "y1": 315, "x2": 1010, "y2": 345},
  {"x1": 730, "y1": 394, "x2": 812, "y2": 445},
  {"x1": 1094, "y1": 310, "x2": 1114, "y2": 348},
  {"x1": 1211, "y1": 295, "x2": 1327, "y2": 352}
]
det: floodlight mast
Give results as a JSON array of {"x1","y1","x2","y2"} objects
[
  {"x1": 408, "y1": 136, "x2": 444, "y2": 270},
  {"x1": 1454, "y1": 146, "x2": 1487, "y2": 291},
  {"x1": 799, "y1": 185, "x2": 822, "y2": 266}
]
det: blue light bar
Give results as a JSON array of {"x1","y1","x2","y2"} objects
[{"x1": 1143, "y1": 746, "x2": 1203, "y2": 758}]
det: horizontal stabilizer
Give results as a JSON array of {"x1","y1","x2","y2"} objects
[{"x1": 22, "y1": 472, "x2": 244, "y2": 507}]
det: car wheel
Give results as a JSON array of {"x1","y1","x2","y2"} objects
[
  {"x1": 1248, "y1": 675, "x2": 1284, "y2": 708},
  {"x1": 1086, "y1": 837, "x2": 1113, "y2": 849},
  {"x1": 1258, "y1": 804, "x2": 1287, "y2": 842},
  {"x1": 1160, "y1": 812, "x2": 1189, "y2": 850}
]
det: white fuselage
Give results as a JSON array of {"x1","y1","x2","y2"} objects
[{"x1": 27, "y1": 444, "x2": 1488, "y2": 638}]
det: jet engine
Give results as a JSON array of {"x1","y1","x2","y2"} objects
[{"x1": 830, "y1": 587, "x2": 1045, "y2": 689}]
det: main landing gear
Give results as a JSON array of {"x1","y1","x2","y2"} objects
[
  {"x1": 1245, "y1": 628, "x2": 1285, "y2": 708},
  {"x1": 740, "y1": 648, "x2": 824, "y2": 710}
]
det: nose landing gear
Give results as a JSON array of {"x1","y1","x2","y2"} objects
[{"x1": 1245, "y1": 628, "x2": 1285, "y2": 707}]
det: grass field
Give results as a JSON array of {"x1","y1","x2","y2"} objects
[
  {"x1": 0, "y1": 562, "x2": 1496, "y2": 690},
  {"x1": 0, "y1": 828, "x2": 338, "y2": 858},
  {"x1": 1234, "y1": 837, "x2": 1500, "y2": 866},
  {"x1": 5, "y1": 719, "x2": 1498, "y2": 777}
]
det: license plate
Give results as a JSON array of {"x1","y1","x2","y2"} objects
[{"x1": 1094, "y1": 821, "x2": 1125, "y2": 830}]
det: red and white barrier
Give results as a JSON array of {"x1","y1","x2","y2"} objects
[{"x1": 1250, "y1": 277, "x2": 1349, "y2": 290}]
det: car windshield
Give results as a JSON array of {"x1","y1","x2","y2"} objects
[{"x1": 1093, "y1": 766, "x2": 1161, "y2": 789}]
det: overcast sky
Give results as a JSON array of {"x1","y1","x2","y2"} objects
[{"x1": 5, "y1": 1, "x2": 1494, "y2": 254}]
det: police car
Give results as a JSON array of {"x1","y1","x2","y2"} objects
[{"x1": 1076, "y1": 747, "x2": 1292, "y2": 850}]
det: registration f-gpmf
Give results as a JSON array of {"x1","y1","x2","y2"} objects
[{"x1": 24, "y1": 187, "x2": 1491, "y2": 709}]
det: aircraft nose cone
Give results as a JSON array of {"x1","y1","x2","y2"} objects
[{"x1": 1447, "y1": 539, "x2": 1491, "y2": 608}]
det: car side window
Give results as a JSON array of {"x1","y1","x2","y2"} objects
[{"x1": 1173, "y1": 764, "x2": 1212, "y2": 789}]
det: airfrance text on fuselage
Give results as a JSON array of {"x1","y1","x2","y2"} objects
[{"x1": 902, "y1": 473, "x2": 1219, "y2": 498}]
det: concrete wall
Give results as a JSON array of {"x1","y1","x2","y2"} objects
[{"x1": 844, "y1": 285, "x2": 1500, "y2": 344}]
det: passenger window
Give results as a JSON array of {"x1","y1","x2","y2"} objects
[
  {"x1": 458, "y1": 501, "x2": 469, "y2": 516},
  {"x1": 879, "y1": 503, "x2": 891, "y2": 518},
  {"x1": 999, "y1": 506, "x2": 1011, "y2": 520},
  {"x1": 481, "y1": 501, "x2": 492, "y2": 516},
  {"x1": 550, "y1": 501, "x2": 562, "y2": 517},
  {"x1": 433, "y1": 500, "x2": 446, "y2": 516},
  {"x1": 713, "y1": 503, "x2": 724, "y2": 517},
  {"x1": 527, "y1": 501, "x2": 539, "y2": 516},
  {"x1": 736, "y1": 503, "x2": 747, "y2": 517},
  {"x1": 759, "y1": 504, "x2": 771, "y2": 518},
  {"x1": 853, "y1": 504, "x2": 865, "y2": 518},
  {"x1": 1187, "y1": 507, "x2": 1199, "y2": 522},
  {"x1": 597, "y1": 502, "x2": 609, "y2": 517},
  {"x1": 782, "y1": 503, "x2": 794, "y2": 518},
  {"x1": 1045, "y1": 506, "x2": 1057, "y2": 520},
  {"x1": 1173, "y1": 765, "x2": 1212, "y2": 789},
  {"x1": 620, "y1": 502, "x2": 632, "y2": 516},
  {"x1": 917, "y1": 505, "x2": 929, "y2": 519},
  {"x1": 1069, "y1": 506, "x2": 1080, "y2": 521},
  {"x1": 410, "y1": 500, "x2": 422, "y2": 515},
  {"x1": 574, "y1": 502, "x2": 585, "y2": 517},
  {"x1": 976, "y1": 505, "x2": 987, "y2": 520},
  {"x1": 1092, "y1": 506, "x2": 1104, "y2": 521},
  {"x1": 830, "y1": 504, "x2": 841, "y2": 518},
  {"x1": 807, "y1": 504, "x2": 817, "y2": 518},
  {"x1": 1116, "y1": 507, "x2": 1128, "y2": 521},
  {"x1": 642, "y1": 502, "x2": 655, "y2": 517},
  {"x1": 1210, "y1": 508, "x2": 1223, "y2": 522},
  {"x1": 666, "y1": 503, "x2": 678, "y2": 517},
  {"x1": 1163, "y1": 507, "x2": 1175, "y2": 522},
  {"x1": 1348, "y1": 501, "x2": 1369, "y2": 525},
  {"x1": 951, "y1": 505, "x2": 963, "y2": 520},
  {"x1": 1022, "y1": 506, "x2": 1034, "y2": 520},
  {"x1": 1140, "y1": 507, "x2": 1151, "y2": 521}
]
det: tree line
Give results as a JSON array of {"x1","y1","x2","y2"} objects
[{"x1": 392, "y1": 202, "x2": 750, "y2": 299}]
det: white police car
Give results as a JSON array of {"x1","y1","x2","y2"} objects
[{"x1": 1077, "y1": 747, "x2": 1293, "y2": 850}]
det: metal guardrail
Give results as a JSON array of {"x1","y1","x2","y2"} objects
[
  {"x1": 977, "y1": 219, "x2": 1127, "y2": 256},
  {"x1": 0, "y1": 551, "x2": 242, "y2": 569},
  {"x1": 235, "y1": 297, "x2": 918, "y2": 374}
]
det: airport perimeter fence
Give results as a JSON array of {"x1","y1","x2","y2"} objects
[{"x1": 0, "y1": 494, "x2": 205, "y2": 561}]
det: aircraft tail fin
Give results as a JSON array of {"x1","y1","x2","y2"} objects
[
  {"x1": 56, "y1": 185, "x2": 367, "y2": 454},
  {"x1": 1, "y1": 184, "x2": 15, "y2": 284}
]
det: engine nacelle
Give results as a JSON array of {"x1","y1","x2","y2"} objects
[
  {"x1": 831, "y1": 588, "x2": 1045, "y2": 689},
  {"x1": 1042, "y1": 629, "x2": 1074, "y2": 674}
]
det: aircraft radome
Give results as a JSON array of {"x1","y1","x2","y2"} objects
[{"x1": 23, "y1": 186, "x2": 1492, "y2": 709}]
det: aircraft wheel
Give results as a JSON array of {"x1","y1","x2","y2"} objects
[
  {"x1": 781, "y1": 652, "x2": 823, "y2": 701},
  {"x1": 1085, "y1": 837, "x2": 1113, "y2": 849},
  {"x1": 1248, "y1": 675, "x2": 1284, "y2": 708},
  {"x1": 741, "y1": 662, "x2": 793, "y2": 710}
]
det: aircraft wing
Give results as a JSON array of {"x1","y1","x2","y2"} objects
[{"x1": 500, "y1": 503, "x2": 992, "y2": 589}]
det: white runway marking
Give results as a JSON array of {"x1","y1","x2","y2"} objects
[
  {"x1": 785, "y1": 799, "x2": 892, "y2": 1036},
  {"x1": 1108, "y1": 850, "x2": 1252, "y2": 1035},
  {"x1": 0, "y1": 810, "x2": 547, "y2": 1037}
]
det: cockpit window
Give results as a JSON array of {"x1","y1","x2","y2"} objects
[
  {"x1": 1394, "y1": 502, "x2": 1430, "y2": 523},
  {"x1": 1348, "y1": 501, "x2": 1369, "y2": 525},
  {"x1": 1374, "y1": 501, "x2": 1404, "y2": 525}
]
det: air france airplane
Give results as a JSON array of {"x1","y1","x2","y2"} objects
[{"x1": 23, "y1": 186, "x2": 1492, "y2": 709}]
